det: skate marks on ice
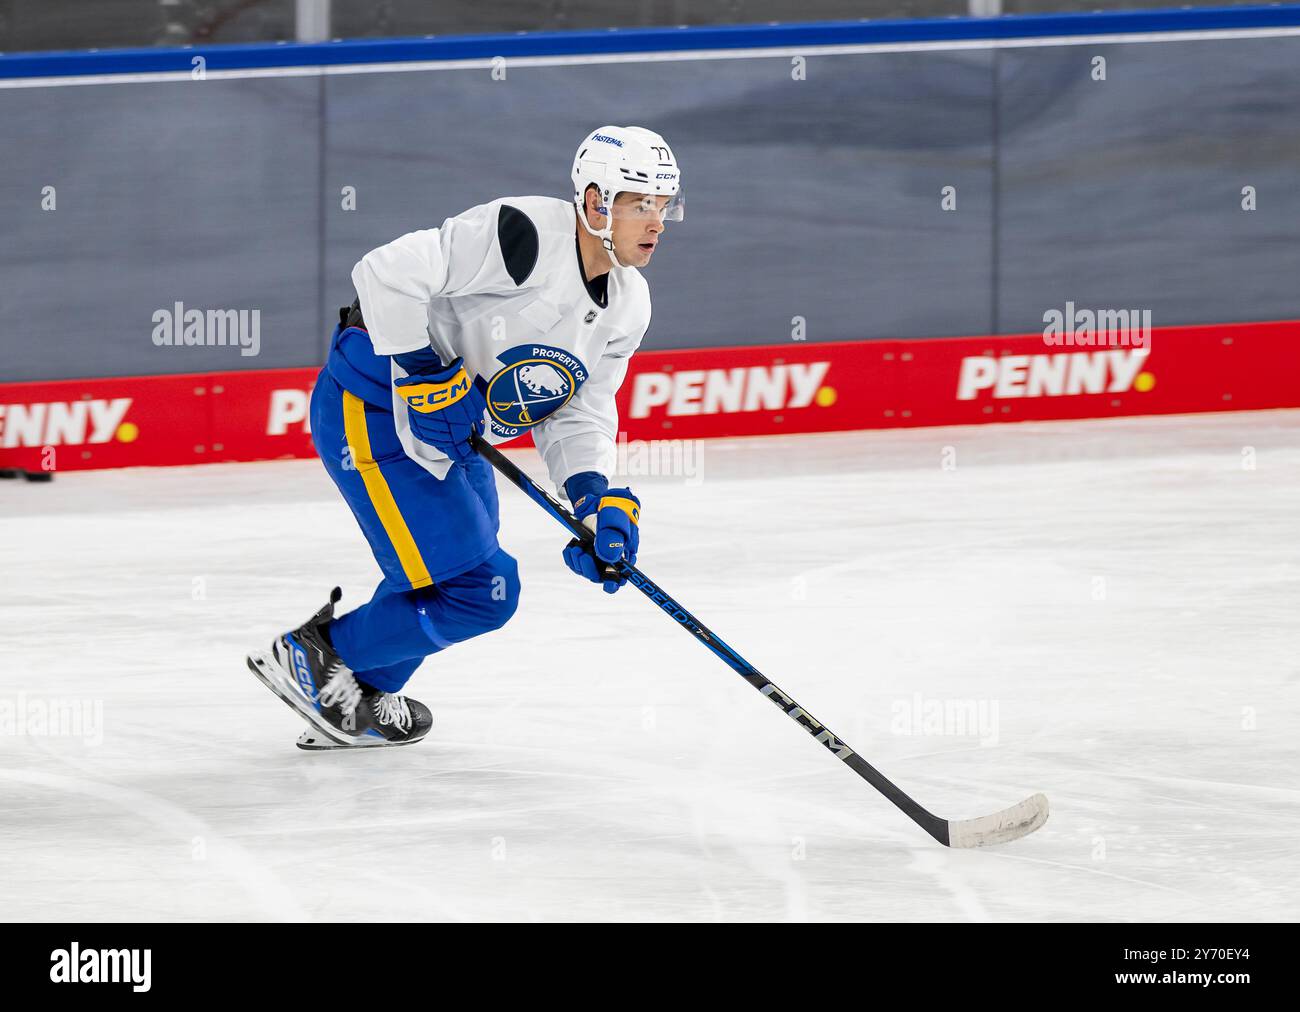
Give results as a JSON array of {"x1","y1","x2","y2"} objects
[{"x1": 0, "y1": 767, "x2": 308, "y2": 921}]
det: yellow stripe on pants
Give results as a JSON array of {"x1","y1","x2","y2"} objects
[{"x1": 341, "y1": 391, "x2": 433, "y2": 589}]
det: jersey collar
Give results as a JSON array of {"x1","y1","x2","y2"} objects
[{"x1": 574, "y1": 236, "x2": 610, "y2": 310}]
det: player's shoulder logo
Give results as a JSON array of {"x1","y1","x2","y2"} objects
[{"x1": 485, "y1": 343, "x2": 590, "y2": 439}]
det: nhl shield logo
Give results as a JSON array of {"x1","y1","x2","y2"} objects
[
  {"x1": 584, "y1": 309, "x2": 598, "y2": 324},
  {"x1": 485, "y1": 343, "x2": 590, "y2": 436}
]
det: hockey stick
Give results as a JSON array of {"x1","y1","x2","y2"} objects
[{"x1": 472, "y1": 434, "x2": 1048, "y2": 848}]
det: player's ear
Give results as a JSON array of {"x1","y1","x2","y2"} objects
[{"x1": 585, "y1": 185, "x2": 605, "y2": 227}]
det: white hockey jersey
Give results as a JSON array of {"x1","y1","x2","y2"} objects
[{"x1": 350, "y1": 194, "x2": 651, "y2": 494}]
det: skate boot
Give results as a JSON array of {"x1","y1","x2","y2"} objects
[{"x1": 246, "y1": 587, "x2": 433, "y2": 750}]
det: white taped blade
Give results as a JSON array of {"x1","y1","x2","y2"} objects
[{"x1": 946, "y1": 792, "x2": 1049, "y2": 848}]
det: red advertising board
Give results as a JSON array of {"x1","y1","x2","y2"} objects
[{"x1": 2, "y1": 320, "x2": 1297, "y2": 473}]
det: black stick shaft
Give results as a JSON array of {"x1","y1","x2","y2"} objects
[{"x1": 473, "y1": 434, "x2": 950, "y2": 846}]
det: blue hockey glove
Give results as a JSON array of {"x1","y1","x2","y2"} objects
[
  {"x1": 393, "y1": 357, "x2": 488, "y2": 463},
  {"x1": 562, "y1": 472, "x2": 640, "y2": 594}
]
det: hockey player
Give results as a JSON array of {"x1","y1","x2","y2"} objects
[{"x1": 247, "y1": 126, "x2": 683, "y2": 749}]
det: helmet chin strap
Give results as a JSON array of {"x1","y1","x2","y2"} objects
[
  {"x1": 601, "y1": 234, "x2": 625, "y2": 268},
  {"x1": 579, "y1": 197, "x2": 626, "y2": 268}
]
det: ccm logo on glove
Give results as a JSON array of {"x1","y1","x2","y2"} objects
[
  {"x1": 399, "y1": 372, "x2": 471, "y2": 411},
  {"x1": 393, "y1": 356, "x2": 488, "y2": 463}
]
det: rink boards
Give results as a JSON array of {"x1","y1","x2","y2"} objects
[
  {"x1": 3, "y1": 7, "x2": 1300, "y2": 471},
  {"x1": 1, "y1": 318, "x2": 1296, "y2": 472}
]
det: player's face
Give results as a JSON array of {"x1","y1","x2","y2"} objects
[{"x1": 609, "y1": 192, "x2": 675, "y2": 267}]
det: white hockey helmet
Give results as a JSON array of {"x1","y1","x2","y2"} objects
[{"x1": 572, "y1": 125, "x2": 683, "y2": 266}]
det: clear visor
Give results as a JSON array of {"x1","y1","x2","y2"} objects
[{"x1": 606, "y1": 189, "x2": 685, "y2": 223}]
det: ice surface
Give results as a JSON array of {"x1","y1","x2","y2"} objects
[{"x1": 2, "y1": 410, "x2": 1298, "y2": 921}]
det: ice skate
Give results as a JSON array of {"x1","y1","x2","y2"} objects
[{"x1": 246, "y1": 587, "x2": 433, "y2": 749}]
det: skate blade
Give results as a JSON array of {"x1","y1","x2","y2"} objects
[
  {"x1": 296, "y1": 730, "x2": 425, "y2": 751},
  {"x1": 246, "y1": 650, "x2": 359, "y2": 748}
]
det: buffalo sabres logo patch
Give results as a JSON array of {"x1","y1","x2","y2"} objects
[{"x1": 485, "y1": 343, "x2": 590, "y2": 439}]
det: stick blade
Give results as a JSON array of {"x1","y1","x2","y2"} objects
[{"x1": 946, "y1": 792, "x2": 1049, "y2": 848}]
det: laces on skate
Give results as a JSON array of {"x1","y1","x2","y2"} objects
[
  {"x1": 317, "y1": 668, "x2": 362, "y2": 717},
  {"x1": 374, "y1": 693, "x2": 412, "y2": 732}
]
